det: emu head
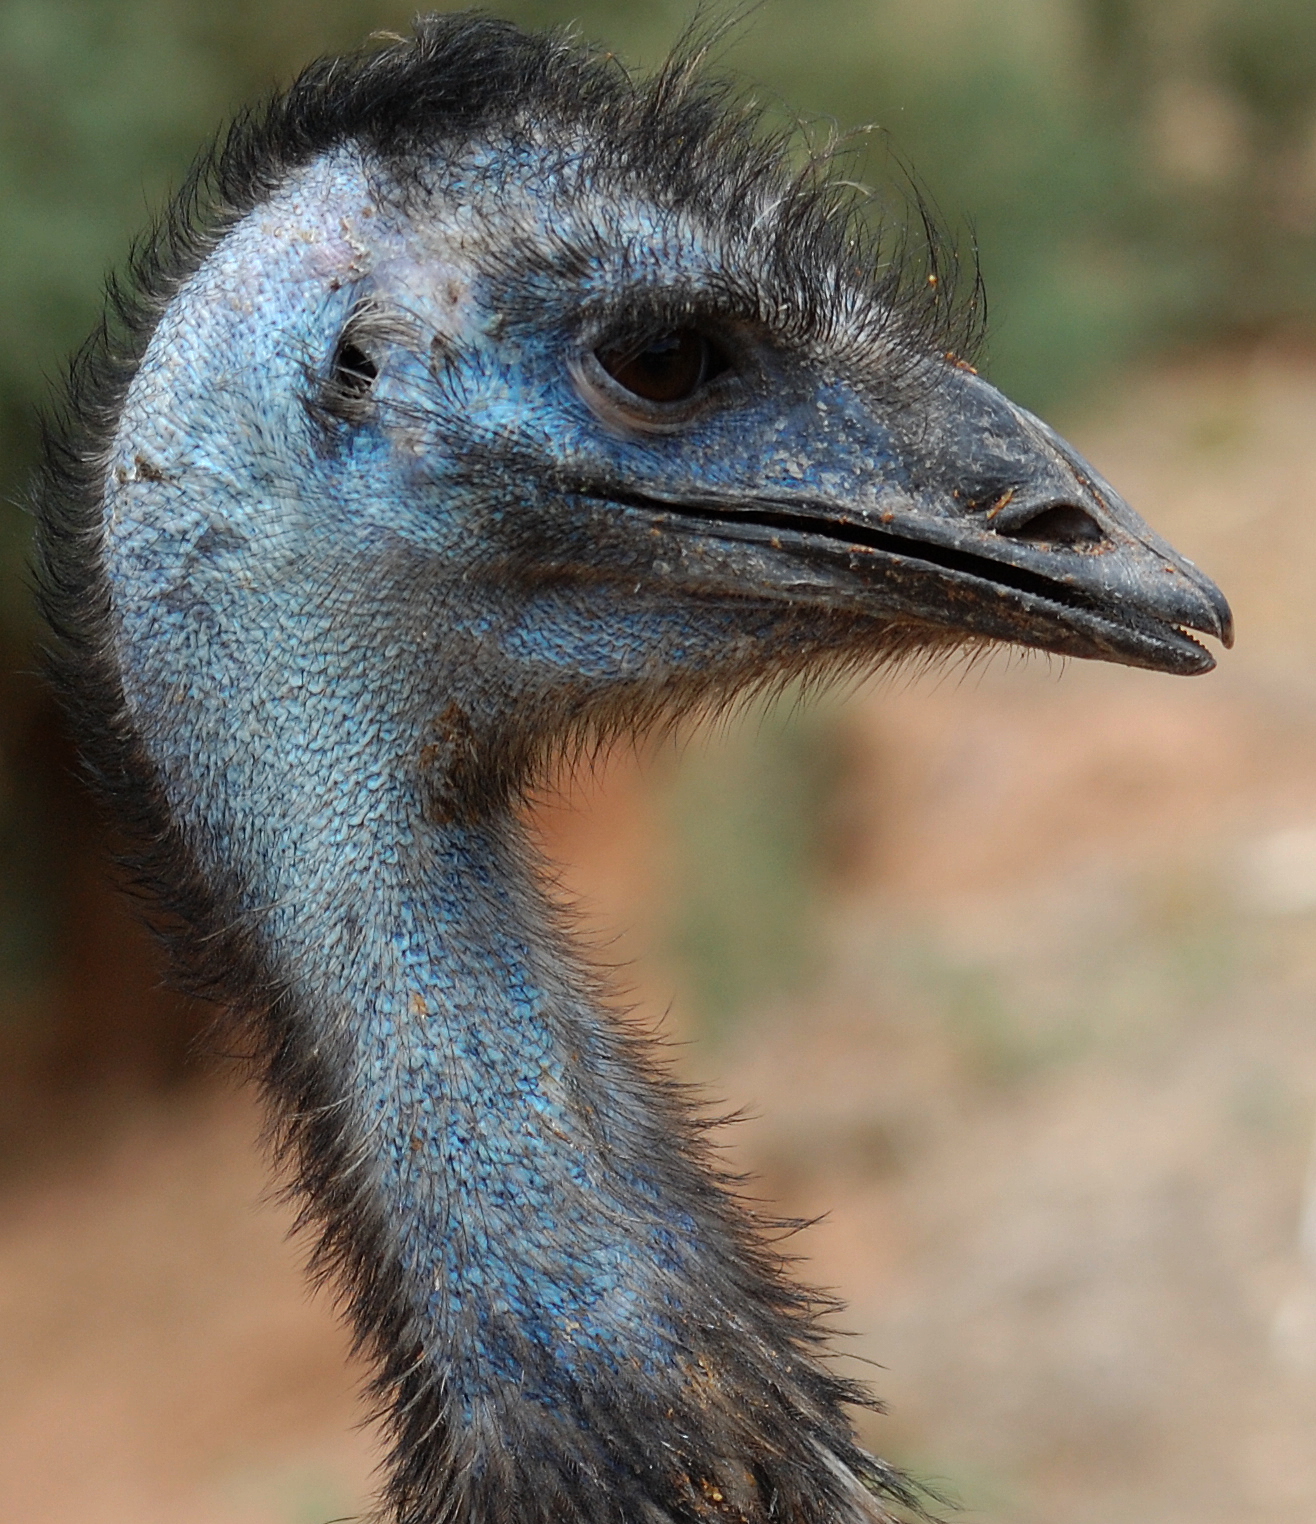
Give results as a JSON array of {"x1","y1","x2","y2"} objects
[{"x1": 82, "y1": 20, "x2": 1228, "y2": 834}]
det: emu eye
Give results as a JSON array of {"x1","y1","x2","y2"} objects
[{"x1": 596, "y1": 328, "x2": 727, "y2": 404}]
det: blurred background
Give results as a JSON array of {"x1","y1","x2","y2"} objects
[{"x1": 4, "y1": 1, "x2": 1316, "y2": 1520}]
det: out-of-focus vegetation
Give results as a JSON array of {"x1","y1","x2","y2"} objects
[
  {"x1": 3, "y1": 0, "x2": 1316, "y2": 1055},
  {"x1": 665, "y1": 704, "x2": 853, "y2": 1033}
]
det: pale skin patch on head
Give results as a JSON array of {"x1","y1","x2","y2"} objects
[{"x1": 106, "y1": 149, "x2": 496, "y2": 532}]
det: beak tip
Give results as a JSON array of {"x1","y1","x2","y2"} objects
[
  {"x1": 1209, "y1": 588, "x2": 1235, "y2": 651},
  {"x1": 1180, "y1": 564, "x2": 1233, "y2": 653}
]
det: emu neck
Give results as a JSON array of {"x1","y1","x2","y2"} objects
[
  {"x1": 106, "y1": 551, "x2": 892, "y2": 1521},
  {"x1": 304, "y1": 796, "x2": 673, "y2": 1413},
  {"x1": 116, "y1": 580, "x2": 694, "y2": 1417}
]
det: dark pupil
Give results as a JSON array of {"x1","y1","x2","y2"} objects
[{"x1": 598, "y1": 329, "x2": 711, "y2": 403}]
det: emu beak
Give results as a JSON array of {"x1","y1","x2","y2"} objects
[
  {"x1": 647, "y1": 363, "x2": 1232, "y2": 675},
  {"x1": 856, "y1": 364, "x2": 1235, "y2": 674}
]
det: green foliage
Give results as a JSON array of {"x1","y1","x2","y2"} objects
[{"x1": 1210, "y1": 0, "x2": 1316, "y2": 134}]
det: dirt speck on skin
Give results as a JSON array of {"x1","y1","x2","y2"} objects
[{"x1": 7, "y1": 350, "x2": 1316, "y2": 1523}]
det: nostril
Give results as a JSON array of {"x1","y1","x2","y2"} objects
[{"x1": 1001, "y1": 503, "x2": 1107, "y2": 548}]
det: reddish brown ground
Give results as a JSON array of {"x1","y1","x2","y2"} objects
[{"x1": 6, "y1": 351, "x2": 1316, "y2": 1522}]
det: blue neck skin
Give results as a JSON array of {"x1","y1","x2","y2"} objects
[{"x1": 112, "y1": 523, "x2": 736, "y2": 1419}]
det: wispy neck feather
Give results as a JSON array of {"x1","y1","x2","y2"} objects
[{"x1": 100, "y1": 518, "x2": 918, "y2": 1523}]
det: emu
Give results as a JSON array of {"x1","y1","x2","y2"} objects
[{"x1": 35, "y1": 16, "x2": 1230, "y2": 1524}]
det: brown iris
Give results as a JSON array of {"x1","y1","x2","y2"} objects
[{"x1": 596, "y1": 328, "x2": 726, "y2": 404}]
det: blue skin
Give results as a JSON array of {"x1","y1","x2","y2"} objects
[{"x1": 103, "y1": 136, "x2": 1217, "y2": 1468}]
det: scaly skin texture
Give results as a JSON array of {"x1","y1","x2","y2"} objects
[{"x1": 38, "y1": 18, "x2": 1229, "y2": 1524}]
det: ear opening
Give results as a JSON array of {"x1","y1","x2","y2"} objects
[{"x1": 310, "y1": 298, "x2": 413, "y2": 430}]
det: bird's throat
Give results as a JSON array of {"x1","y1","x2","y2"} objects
[
  {"x1": 314, "y1": 808, "x2": 702, "y2": 1415},
  {"x1": 168, "y1": 724, "x2": 898, "y2": 1518},
  {"x1": 99, "y1": 503, "x2": 903, "y2": 1522}
]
